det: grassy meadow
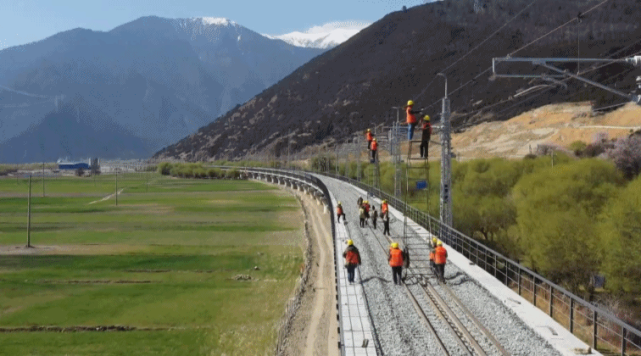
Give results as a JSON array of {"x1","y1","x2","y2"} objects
[{"x1": 0, "y1": 174, "x2": 304, "y2": 355}]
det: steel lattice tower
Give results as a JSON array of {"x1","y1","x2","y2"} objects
[{"x1": 438, "y1": 74, "x2": 453, "y2": 227}]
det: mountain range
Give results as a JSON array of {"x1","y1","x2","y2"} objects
[
  {"x1": 0, "y1": 16, "x2": 326, "y2": 162},
  {"x1": 154, "y1": 0, "x2": 641, "y2": 162}
]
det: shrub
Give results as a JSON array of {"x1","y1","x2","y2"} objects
[
  {"x1": 607, "y1": 135, "x2": 641, "y2": 180},
  {"x1": 568, "y1": 140, "x2": 588, "y2": 156},
  {"x1": 158, "y1": 162, "x2": 172, "y2": 175},
  {"x1": 225, "y1": 168, "x2": 240, "y2": 179}
]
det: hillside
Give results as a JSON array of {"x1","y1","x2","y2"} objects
[
  {"x1": 154, "y1": 0, "x2": 641, "y2": 161},
  {"x1": 0, "y1": 17, "x2": 323, "y2": 162},
  {"x1": 427, "y1": 102, "x2": 641, "y2": 160}
]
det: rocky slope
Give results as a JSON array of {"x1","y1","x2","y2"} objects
[{"x1": 154, "y1": 0, "x2": 641, "y2": 161}]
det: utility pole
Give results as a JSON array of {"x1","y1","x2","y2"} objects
[
  {"x1": 27, "y1": 175, "x2": 32, "y2": 248},
  {"x1": 438, "y1": 73, "x2": 453, "y2": 227},
  {"x1": 42, "y1": 162, "x2": 45, "y2": 197},
  {"x1": 115, "y1": 172, "x2": 118, "y2": 206},
  {"x1": 287, "y1": 130, "x2": 291, "y2": 170}
]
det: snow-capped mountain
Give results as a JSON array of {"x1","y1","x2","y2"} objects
[{"x1": 265, "y1": 21, "x2": 370, "y2": 49}]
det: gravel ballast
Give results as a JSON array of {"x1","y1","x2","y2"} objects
[{"x1": 319, "y1": 175, "x2": 561, "y2": 356}]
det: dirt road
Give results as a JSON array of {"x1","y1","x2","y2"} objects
[{"x1": 281, "y1": 191, "x2": 339, "y2": 356}]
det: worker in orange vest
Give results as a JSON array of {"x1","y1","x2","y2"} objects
[
  {"x1": 434, "y1": 240, "x2": 448, "y2": 284},
  {"x1": 362, "y1": 200, "x2": 370, "y2": 219},
  {"x1": 366, "y1": 129, "x2": 374, "y2": 150},
  {"x1": 343, "y1": 239, "x2": 362, "y2": 283},
  {"x1": 388, "y1": 242, "x2": 405, "y2": 285},
  {"x1": 381, "y1": 199, "x2": 388, "y2": 214},
  {"x1": 429, "y1": 237, "x2": 437, "y2": 271},
  {"x1": 420, "y1": 115, "x2": 432, "y2": 158},
  {"x1": 370, "y1": 138, "x2": 378, "y2": 163},
  {"x1": 405, "y1": 100, "x2": 422, "y2": 140},
  {"x1": 336, "y1": 201, "x2": 346, "y2": 223}
]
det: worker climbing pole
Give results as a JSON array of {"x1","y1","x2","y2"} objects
[{"x1": 401, "y1": 99, "x2": 432, "y2": 282}]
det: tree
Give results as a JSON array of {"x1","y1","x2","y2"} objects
[
  {"x1": 601, "y1": 176, "x2": 641, "y2": 293},
  {"x1": 513, "y1": 159, "x2": 622, "y2": 295},
  {"x1": 607, "y1": 135, "x2": 641, "y2": 180}
]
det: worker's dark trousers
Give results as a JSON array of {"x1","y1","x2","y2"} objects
[
  {"x1": 383, "y1": 221, "x2": 390, "y2": 235},
  {"x1": 337, "y1": 213, "x2": 345, "y2": 222},
  {"x1": 420, "y1": 139, "x2": 430, "y2": 158},
  {"x1": 372, "y1": 218, "x2": 377, "y2": 229},
  {"x1": 368, "y1": 140, "x2": 372, "y2": 150},
  {"x1": 359, "y1": 218, "x2": 365, "y2": 227},
  {"x1": 436, "y1": 263, "x2": 445, "y2": 282},
  {"x1": 371, "y1": 150, "x2": 377, "y2": 162},
  {"x1": 346, "y1": 265, "x2": 357, "y2": 283},
  {"x1": 392, "y1": 266, "x2": 403, "y2": 285}
]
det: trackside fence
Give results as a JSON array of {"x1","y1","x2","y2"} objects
[{"x1": 222, "y1": 166, "x2": 641, "y2": 356}]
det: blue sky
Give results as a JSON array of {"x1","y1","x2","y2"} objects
[{"x1": 0, "y1": 0, "x2": 428, "y2": 50}]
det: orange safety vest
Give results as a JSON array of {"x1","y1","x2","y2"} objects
[
  {"x1": 429, "y1": 250, "x2": 435, "y2": 262},
  {"x1": 435, "y1": 246, "x2": 448, "y2": 264},
  {"x1": 381, "y1": 202, "x2": 388, "y2": 213},
  {"x1": 371, "y1": 141, "x2": 378, "y2": 151},
  {"x1": 363, "y1": 203, "x2": 370, "y2": 212},
  {"x1": 336, "y1": 206, "x2": 343, "y2": 215},
  {"x1": 366, "y1": 132, "x2": 373, "y2": 142},
  {"x1": 406, "y1": 106, "x2": 417, "y2": 124},
  {"x1": 345, "y1": 249, "x2": 360, "y2": 265},
  {"x1": 389, "y1": 248, "x2": 404, "y2": 267}
]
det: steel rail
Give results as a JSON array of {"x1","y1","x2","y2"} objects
[
  {"x1": 355, "y1": 220, "x2": 452, "y2": 356},
  {"x1": 364, "y1": 209, "x2": 508, "y2": 356}
]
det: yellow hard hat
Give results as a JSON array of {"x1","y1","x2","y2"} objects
[
  {"x1": 347, "y1": 239, "x2": 353, "y2": 246},
  {"x1": 407, "y1": 100, "x2": 414, "y2": 106},
  {"x1": 424, "y1": 115, "x2": 430, "y2": 121},
  {"x1": 432, "y1": 237, "x2": 438, "y2": 244},
  {"x1": 383, "y1": 199, "x2": 387, "y2": 203},
  {"x1": 364, "y1": 200, "x2": 368, "y2": 204},
  {"x1": 373, "y1": 138, "x2": 377, "y2": 141},
  {"x1": 338, "y1": 201, "x2": 342, "y2": 205},
  {"x1": 367, "y1": 129, "x2": 371, "y2": 132},
  {"x1": 391, "y1": 242, "x2": 399, "y2": 249},
  {"x1": 436, "y1": 241, "x2": 443, "y2": 246}
]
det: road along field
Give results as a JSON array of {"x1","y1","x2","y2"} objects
[{"x1": 0, "y1": 175, "x2": 306, "y2": 356}]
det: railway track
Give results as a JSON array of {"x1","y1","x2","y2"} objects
[{"x1": 357, "y1": 218, "x2": 509, "y2": 356}]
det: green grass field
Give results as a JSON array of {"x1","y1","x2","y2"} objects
[{"x1": 0, "y1": 175, "x2": 304, "y2": 356}]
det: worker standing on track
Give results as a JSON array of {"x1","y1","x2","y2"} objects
[
  {"x1": 382, "y1": 211, "x2": 391, "y2": 236},
  {"x1": 366, "y1": 129, "x2": 374, "y2": 150},
  {"x1": 359, "y1": 205, "x2": 366, "y2": 228},
  {"x1": 370, "y1": 138, "x2": 378, "y2": 163},
  {"x1": 429, "y1": 237, "x2": 437, "y2": 271},
  {"x1": 371, "y1": 205, "x2": 378, "y2": 229},
  {"x1": 388, "y1": 242, "x2": 405, "y2": 285},
  {"x1": 336, "y1": 201, "x2": 346, "y2": 223},
  {"x1": 420, "y1": 115, "x2": 432, "y2": 158},
  {"x1": 381, "y1": 199, "x2": 388, "y2": 215},
  {"x1": 343, "y1": 239, "x2": 362, "y2": 284},
  {"x1": 363, "y1": 200, "x2": 370, "y2": 220},
  {"x1": 434, "y1": 240, "x2": 448, "y2": 284},
  {"x1": 405, "y1": 100, "x2": 421, "y2": 140}
]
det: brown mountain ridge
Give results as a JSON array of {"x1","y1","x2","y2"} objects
[{"x1": 154, "y1": 0, "x2": 641, "y2": 161}]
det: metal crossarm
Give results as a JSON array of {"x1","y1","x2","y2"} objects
[{"x1": 492, "y1": 56, "x2": 641, "y2": 104}]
